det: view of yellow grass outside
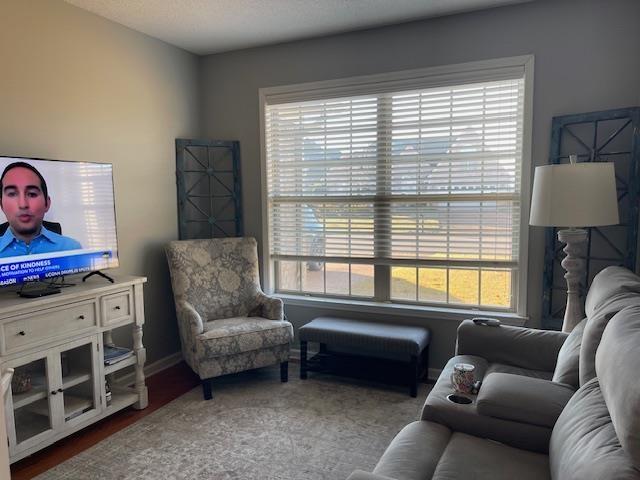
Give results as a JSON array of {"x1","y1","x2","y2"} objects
[
  {"x1": 280, "y1": 262, "x2": 511, "y2": 308},
  {"x1": 281, "y1": 212, "x2": 513, "y2": 308},
  {"x1": 391, "y1": 267, "x2": 511, "y2": 307}
]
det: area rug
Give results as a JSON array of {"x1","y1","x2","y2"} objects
[{"x1": 37, "y1": 365, "x2": 430, "y2": 479}]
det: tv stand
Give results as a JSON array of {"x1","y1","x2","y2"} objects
[
  {"x1": 1, "y1": 275, "x2": 148, "y2": 463},
  {"x1": 83, "y1": 270, "x2": 115, "y2": 283}
]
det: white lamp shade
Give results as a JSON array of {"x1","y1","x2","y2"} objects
[{"x1": 529, "y1": 162, "x2": 619, "y2": 227}]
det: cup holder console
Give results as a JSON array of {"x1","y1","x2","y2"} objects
[{"x1": 446, "y1": 393, "x2": 473, "y2": 405}]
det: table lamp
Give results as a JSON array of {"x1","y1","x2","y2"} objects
[{"x1": 529, "y1": 155, "x2": 619, "y2": 332}]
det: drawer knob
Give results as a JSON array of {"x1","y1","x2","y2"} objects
[
  {"x1": 18, "y1": 331, "x2": 25, "y2": 336},
  {"x1": 78, "y1": 315, "x2": 85, "y2": 320},
  {"x1": 114, "y1": 306, "x2": 121, "y2": 310},
  {"x1": 51, "y1": 390, "x2": 57, "y2": 395},
  {"x1": 58, "y1": 388, "x2": 63, "y2": 393}
]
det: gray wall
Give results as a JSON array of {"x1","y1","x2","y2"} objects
[
  {"x1": 1, "y1": 0, "x2": 638, "y2": 370},
  {"x1": 0, "y1": 0, "x2": 200, "y2": 364},
  {"x1": 200, "y1": 0, "x2": 640, "y2": 368}
]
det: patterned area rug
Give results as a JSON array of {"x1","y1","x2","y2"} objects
[{"x1": 37, "y1": 364, "x2": 430, "y2": 479}]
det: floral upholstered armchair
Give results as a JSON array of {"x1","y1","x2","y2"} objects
[{"x1": 165, "y1": 237, "x2": 293, "y2": 400}]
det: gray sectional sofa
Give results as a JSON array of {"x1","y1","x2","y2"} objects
[{"x1": 348, "y1": 266, "x2": 640, "y2": 480}]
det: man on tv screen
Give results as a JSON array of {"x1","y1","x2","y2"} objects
[{"x1": 0, "y1": 162, "x2": 81, "y2": 258}]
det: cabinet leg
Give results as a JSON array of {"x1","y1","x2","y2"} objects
[
  {"x1": 202, "y1": 378, "x2": 213, "y2": 400},
  {"x1": 133, "y1": 325, "x2": 148, "y2": 409}
]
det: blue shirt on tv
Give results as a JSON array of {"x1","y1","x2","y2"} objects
[{"x1": 0, "y1": 226, "x2": 82, "y2": 258}]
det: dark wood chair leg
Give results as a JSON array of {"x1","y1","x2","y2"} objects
[
  {"x1": 202, "y1": 378, "x2": 213, "y2": 400},
  {"x1": 300, "y1": 340, "x2": 308, "y2": 379},
  {"x1": 319, "y1": 342, "x2": 327, "y2": 354},
  {"x1": 280, "y1": 361, "x2": 289, "y2": 382},
  {"x1": 409, "y1": 355, "x2": 418, "y2": 398}
]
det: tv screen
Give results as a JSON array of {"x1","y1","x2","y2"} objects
[{"x1": 0, "y1": 156, "x2": 118, "y2": 286}]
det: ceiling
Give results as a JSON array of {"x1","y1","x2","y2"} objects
[{"x1": 64, "y1": 0, "x2": 532, "y2": 56}]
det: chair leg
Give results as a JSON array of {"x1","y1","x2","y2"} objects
[
  {"x1": 300, "y1": 341, "x2": 308, "y2": 379},
  {"x1": 280, "y1": 361, "x2": 289, "y2": 382},
  {"x1": 202, "y1": 378, "x2": 213, "y2": 400}
]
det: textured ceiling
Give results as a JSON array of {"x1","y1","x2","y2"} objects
[{"x1": 64, "y1": 0, "x2": 533, "y2": 55}]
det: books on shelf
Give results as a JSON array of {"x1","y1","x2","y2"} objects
[{"x1": 103, "y1": 345, "x2": 134, "y2": 366}]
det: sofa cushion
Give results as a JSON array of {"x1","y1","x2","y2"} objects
[
  {"x1": 373, "y1": 421, "x2": 451, "y2": 480},
  {"x1": 196, "y1": 317, "x2": 293, "y2": 357},
  {"x1": 552, "y1": 317, "x2": 585, "y2": 388},
  {"x1": 477, "y1": 373, "x2": 574, "y2": 428},
  {"x1": 596, "y1": 305, "x2": 640, "y2": 469},
  {"x1": 432, "y1": 431, "x2": 550, "y2": 480},
  {"x1": 421, "y1": 355, "x2": 552, "y2": 453},
  {"x1": 549, "y1": 377, "x2": 640, "y2": 480},
  {"x1": 580, "y1": 266, "x2": 640, "y2": 385}
]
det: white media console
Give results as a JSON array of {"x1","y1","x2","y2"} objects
[{"x1": 0, "y1": 275, "x2": 148, "y2": 463}]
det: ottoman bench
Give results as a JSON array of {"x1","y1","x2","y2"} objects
[{"x1": 299, "y1": 316, "x2": 431, "y2": 397}]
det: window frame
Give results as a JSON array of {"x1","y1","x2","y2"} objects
[{"x1": 259, "y1": 55, "x2": 534, "y2": 317}]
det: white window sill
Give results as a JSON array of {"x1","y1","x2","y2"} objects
[{"x1": 276, "y1": 293, "x2": 528, "y2": 327}]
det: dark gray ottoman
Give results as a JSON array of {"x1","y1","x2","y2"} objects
[{"x1": 299, "y1": 316, "x2": 431, "y2": 397}]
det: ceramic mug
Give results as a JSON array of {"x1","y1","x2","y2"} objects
[{"x1": 450, "y1": 363, "x2": 475, "y2": 394}]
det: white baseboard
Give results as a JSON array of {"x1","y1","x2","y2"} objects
[
  {"x1": 115, "y1": 349, "x2": 443, "y2": 386},
  {"x1": 115, "y1": 351, "x2": 184, "y2": 386},
  {"x1": 289, "y1": 347, "x2": 442, "y2": 382}
]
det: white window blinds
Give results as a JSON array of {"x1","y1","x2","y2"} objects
[{"x1": 265, "y1": 77, "x2": 525, "y2": 270}]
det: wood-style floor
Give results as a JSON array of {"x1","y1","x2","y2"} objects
[{"x1": 10, "y1": 362, "x2": 200, "y2": 480}]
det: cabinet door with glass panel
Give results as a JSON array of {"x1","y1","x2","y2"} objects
[{"x1": 3, "y1": 336, "x2": 101, "y2": 456}]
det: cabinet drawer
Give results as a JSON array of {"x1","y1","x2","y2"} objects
[
  {"x1": 101, "y1": 289, "x2": 133, "y2": 326},
  {"x1": 3, "y1": 301, "x2": 97, "y2": 354}
]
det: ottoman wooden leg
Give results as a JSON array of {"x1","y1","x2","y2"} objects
[
  {"x1": 409, "y1": 355, "x2": 418, "y2": 398},
  {"x1": 280, "y1": 361, "x2": 289, "y2": 382},
  {"x1": 300, "y1": 341, "x2": 308, "y2": 379},
  {"x1": 422, "y1": 345, "x2": 430, "y2": 382}
]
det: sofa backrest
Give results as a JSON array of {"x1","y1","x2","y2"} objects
[
  {"x1": 595, "y1": 305, "x2": 640, "y2": 468},
  {"x1": 549, "y1": 306, "x2": 640, "y2": 480},
  {"x1": 580, "y1": 266, "x2": 640, "y2": 385}
]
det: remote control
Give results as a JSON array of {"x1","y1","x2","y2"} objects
[{"x1": 472, "y1": 317, "x2": 501, "y2": 327}]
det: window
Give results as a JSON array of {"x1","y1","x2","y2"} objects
[{"x1": 261, "y1": 57, "x2": 532, "y2": 315}]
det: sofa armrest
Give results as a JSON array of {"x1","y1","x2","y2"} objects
[
  {"x1": 256, "y1": 292, "x2": 284, "y2": 320},
  {"x1": 347, "y1": 471, "x2": 396, "y2": 480},
  {"x1": 456, "y1": 319, "x2": 568, "y2": 371},
  {"x1": 477, "y1": 373, "x2": 574, "y2": 428}
]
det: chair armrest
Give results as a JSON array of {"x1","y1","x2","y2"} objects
[
  {"x1": 477, "y1": 373, "x2": 574, "y2": 428},
  {"x1": 456, "y1": 319, "x2": 568, "y2": 371},
  {"x1": 177, "y1": 301, "x2": 204, "y2": 335},
  {"x1": 347, "y1": 471, "x2": 396, "y2": 480},
  {"x1": 256, "y1": 292, "x2": 284, "y2": 320}
]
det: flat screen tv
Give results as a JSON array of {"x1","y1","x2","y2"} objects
[{"x1": 0, "y1": 156, "x2": 118, "y2": 289}]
